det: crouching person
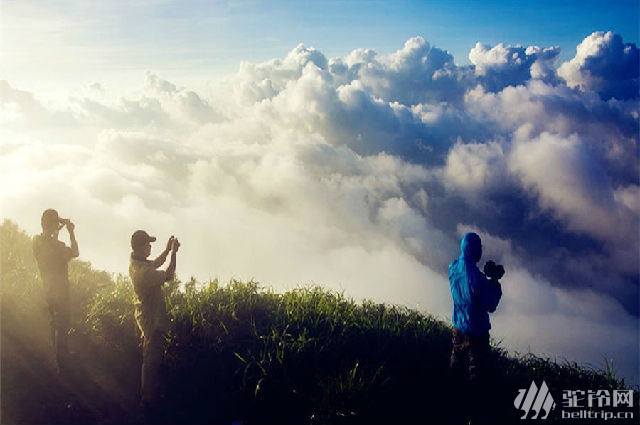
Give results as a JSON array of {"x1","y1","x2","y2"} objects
[{"x1": 129, "y1": 230, "x2": 180, "y2": 420}]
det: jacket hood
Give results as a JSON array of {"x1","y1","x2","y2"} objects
[{"x1": 460, "y1": 232, "x2": 482, "y2": 263}]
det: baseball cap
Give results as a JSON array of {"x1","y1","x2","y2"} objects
[{"x1": 131, "y1": 230, "x2": 157, "y2": 250}]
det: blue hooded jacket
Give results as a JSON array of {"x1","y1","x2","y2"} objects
[{"x1": 449, "y1": 232, "x2": 502, "y2": 335}]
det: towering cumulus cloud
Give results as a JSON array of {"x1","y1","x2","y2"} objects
[
  {"x1": 558, "y1": 31, "x2": 639, "y2": 100},
  {"x1": 1, "y1": 32, "x2": 638, "y2": 384}
]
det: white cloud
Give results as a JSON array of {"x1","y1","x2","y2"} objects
[
  {"x1": 558, "y1": 31, "x2": 639, "y2": 100},
  {"x1": 1, "y1": 32, "x2": 638, "y2": 385},
  {"x1": 469, "y1": 42, "x2": 561, "y2": 90},
  {"x1": 356, "y1": 36, "x2": 469, "y2": 106},
  {"x1": 493, "y1": 270, "x2": 638, "y2": 386},
  {"x1": 509, "y1": 132, "x2": 631, "y2": 242},
  {"x1": 444, "y1": 141, "x2": 507, "y2": 192}
]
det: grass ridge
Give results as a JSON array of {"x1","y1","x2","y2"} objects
[{"x1": 1, "y1": 219, "x2": 636, "y2": 424}]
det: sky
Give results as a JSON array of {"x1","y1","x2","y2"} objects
[{"x1": 1, "y1": 1, "x2": 639, "y2": 386}]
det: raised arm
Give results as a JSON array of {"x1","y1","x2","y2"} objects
[
  {"x1": 65, "y1": 220, "x2": 80, "y2": 258},
  {"x1": 150, "y1": 236, "x2": 174, "y2": 268},
  {"x1": 164, "y1": 238, "x2": 180, "y2": 282}
]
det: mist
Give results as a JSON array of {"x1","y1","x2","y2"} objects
[{"x1": 1, "y1": 32, "x2": 638, "y2": 385}]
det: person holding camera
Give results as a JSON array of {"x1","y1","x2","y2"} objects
[
  {"x1": 129, "y1": 229, "x2": 180, "y2": 415},
  {"x1": 33, "y1": 209, "x2": 80, "y2": 373},
  {"x1": 448, "y1": 232, "x2": 503, "y2": 384}
]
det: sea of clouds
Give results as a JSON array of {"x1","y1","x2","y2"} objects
[{"x1": 1, "y1": 31, "x2": 638, "y2": 385}]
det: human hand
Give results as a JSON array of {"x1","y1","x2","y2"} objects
[
  {"x1": 60, "y1": 218, "x2": 74, "y2": 232},
  {"x1": 166, "y1": 236, "x2": 175, "y2": 252},
  {"x1": 171, "y1": 238, "x2": 181, "y2": 253}
]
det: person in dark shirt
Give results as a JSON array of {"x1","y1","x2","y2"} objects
[
  {"x1": 32, "y1": 209, "x2": 79, "y2": 372},
  {"x1": 129, "y1": 229, "x2": 179, "y2": 415}
]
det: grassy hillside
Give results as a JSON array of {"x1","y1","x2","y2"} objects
[{"x1": 1, "y1": 219, "x2": 636, "y2": 424}]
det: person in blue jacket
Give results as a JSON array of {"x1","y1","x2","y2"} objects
[{"x1": 449, "y1": 232, "x2": 503, "y2": 383}]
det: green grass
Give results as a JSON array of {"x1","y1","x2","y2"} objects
[{"x1": 1, "y1": 220, "x2": 637, "y2": 424}]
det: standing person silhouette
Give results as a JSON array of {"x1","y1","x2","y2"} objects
[
  {"x1": 129, "y1": 229, "x2": 180, "y2": 420},
  {"x1": 449, "y1": 232, "x2": 503, "y2": 382},
  {"x1": 448, "y1": 232, "x2": 504, "y2": 423},
  {"x1": 32, "y1": 209, "x2": 79, "y2": 373}
]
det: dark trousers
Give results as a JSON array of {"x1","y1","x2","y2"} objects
[
  {"x1": 450, "y1": 328, "x2": 490, "y2": 382},
  {"x1": 450, "y1": 329, "x2": 493, "y2": 423},
  {"x1": 47, "y1": 292, "x2": 70, "y2": 370},
  {"x1": 141, "y1": 330, "x2": 165, "y2": 404}
]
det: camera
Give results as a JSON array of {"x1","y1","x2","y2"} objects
[
  {"x1": 57, "y1": 218, "x2": 74, "y2": 231},
  {"x1": 484, "y1": 260, "x2": 505, "y2": 281}
]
